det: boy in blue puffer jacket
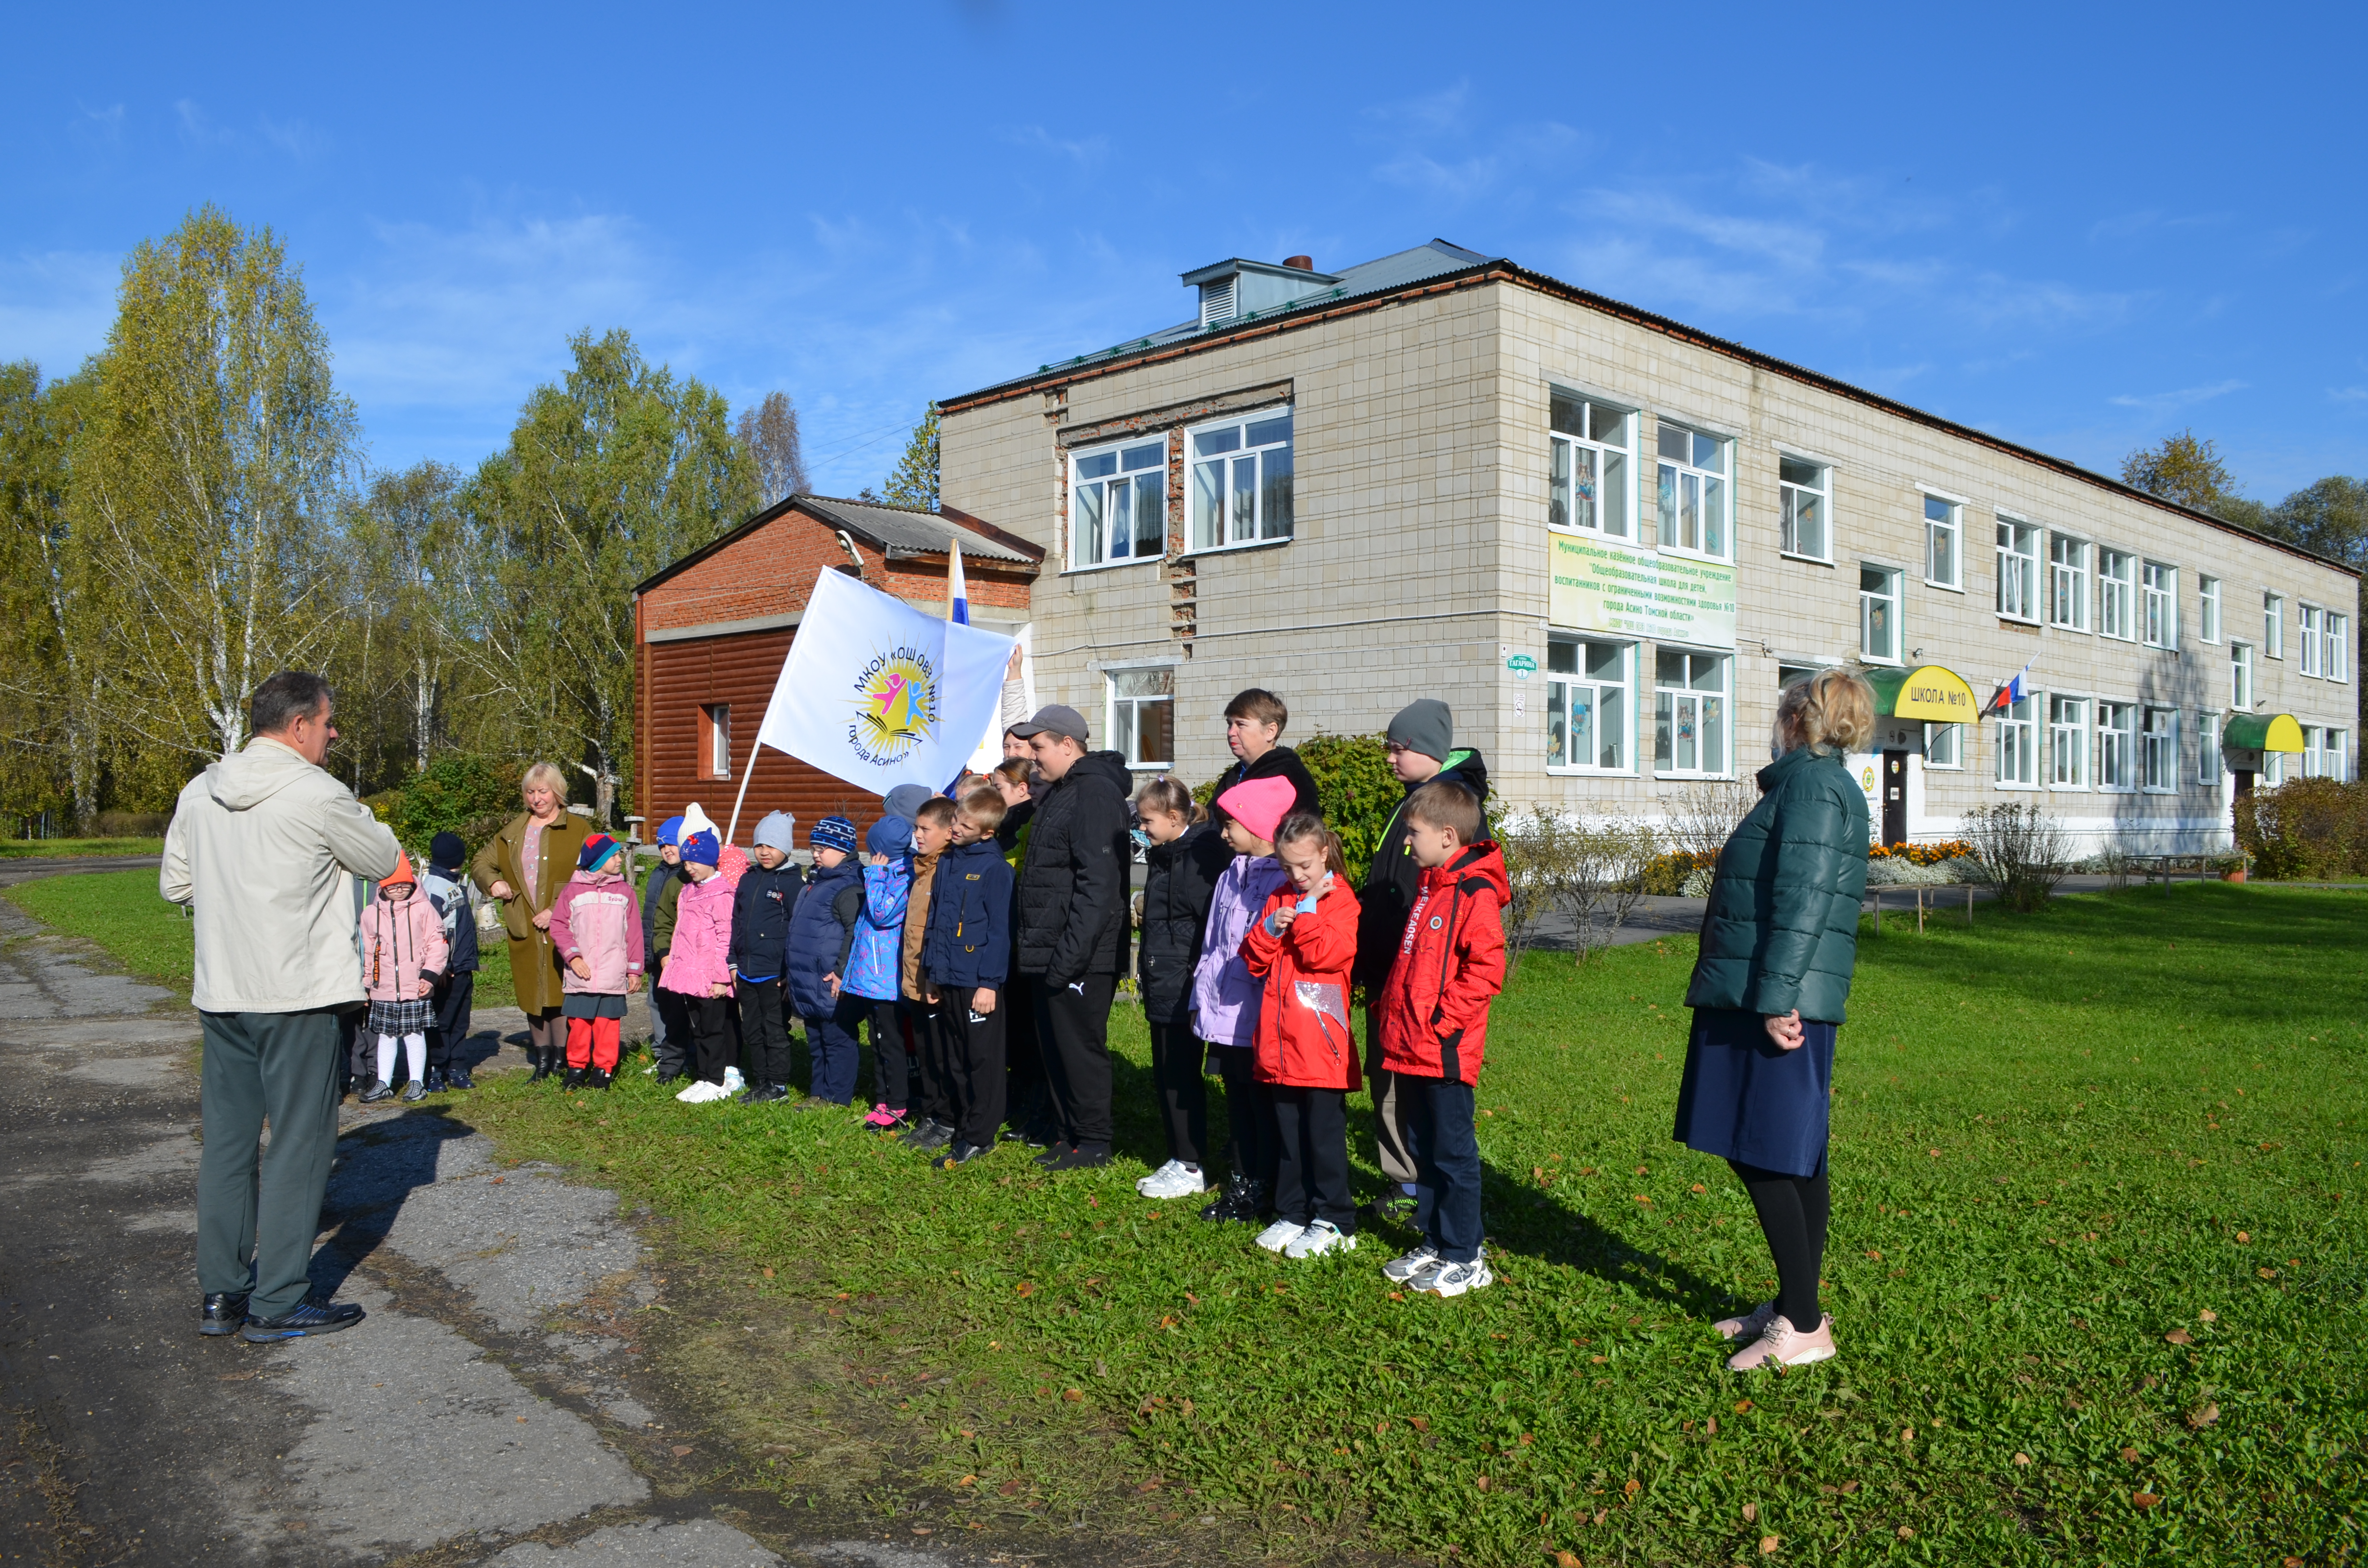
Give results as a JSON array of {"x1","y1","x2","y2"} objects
[
  {"x1": 843, "y1": 813, "x2": 916, "y2": 1129},
  {"x1": 785, "y1": 815, "x2": 865, "y2": 1109},
  {"x1": 921, "y1": 787, "x2": 1015, "y2": 1168}
]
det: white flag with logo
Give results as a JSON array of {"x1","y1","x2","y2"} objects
[{"x1": 753, "y1": 568, "x2": 1018, "y2": 797}]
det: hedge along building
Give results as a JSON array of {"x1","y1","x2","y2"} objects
[
  {"x1": 936, "y1": 239, "x2": 2358, "y2": 851},
  {"x1": 632, "y1": 495, "x2": 1041, "y2": 842}
]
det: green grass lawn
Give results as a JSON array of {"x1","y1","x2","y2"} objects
[
  {"x1": 12, "y1": 871, "x2": 2364, "y2": 1563},
  {"x1": 0, "y1": 836, "x2": 164, "y2": 859}
]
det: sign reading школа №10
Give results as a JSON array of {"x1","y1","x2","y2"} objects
[{"x1": 1547, "y1": 534, "x2": 1738, "y2": 649}]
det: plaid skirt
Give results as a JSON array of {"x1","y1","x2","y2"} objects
[{"x1": 367, "y1": 996, "x2": 436, "y2": 1036}]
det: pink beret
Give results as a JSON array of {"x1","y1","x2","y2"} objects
[{"x1": 1215, "y1": 775, "x2": 1296, "y2": 844}]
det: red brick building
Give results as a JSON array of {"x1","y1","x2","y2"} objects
[{"x1": 633, "y1": 496, "x2": 1040, "y2": 843}]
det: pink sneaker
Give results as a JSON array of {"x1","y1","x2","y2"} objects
[
  {"x1": 863, "y1": 1102, "x2": 906, "y2": 1129},
  {"x1": 1714, "y1": 1301, "x2": 1777, "y2": 1342},
  {"x1": 1727, "y1": 1313, "x2": 1836, "y2": 1372}
]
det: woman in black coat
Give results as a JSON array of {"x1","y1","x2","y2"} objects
[
  {"x1": 1132, "y1": 778, "x2": 1231, "y2": 1200},
  {"x1": 1675, "y1": 665, "x2": 1874, "y2": 1373}
]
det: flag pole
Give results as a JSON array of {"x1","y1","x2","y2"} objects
[{"x1": 725, "y1": 745, "x2": 760, "y2": 845}]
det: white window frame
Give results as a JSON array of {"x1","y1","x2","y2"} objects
[
  {"x1": 2231, "y1": 641, "x2": 2255, "y2": 710},
  {"x1": 1068, "y1": 436, "x2": 1170, "y2": 571},
  {"x1": 1997, "y1": 518, "x2": 2040, "y2": 623},
  {"x1": 2047, "y1": 693, "x2": 2088, "y2": 790},
  {"x1": 2142, "y1": 706, "x2": 2178, "y2": 793},
  {"x1": 1653, "y1": 648, "x2": 1731, "y2": 779},
  {"x1": 2096, "y1": 701, "x2": 2138, "y2": 793},
  {"x1": 2326, "y1": 728, "x2": 2352, "y2": 782},
  {"x1": 2328, "y1": 612, "x2": 2351, "y2": 683},
  {"x1": 1858, "y1": 563, "x2": 1904, "y2": 664},
  {"x1": 1995, "y1": 692, "x2": 2039, "y2": 788},
  {"x1": 2298, "y1": 603, "x2": 2324, "y2": 677},
  {"x1": 2198, "y1": 710, "x2": 2223, "y2": 785},
  {"x1": 1777, "y1": 453, "x2": 1832, "y2": 563},
  {"x1": 1549, "y1": 392, "x2": 1634, "y2": 539},
  {"x1": 1923, "y1": 494, "x2": 1962, "y2": 589},
  {"x1": 1186, "y1": 406, "x2": 1294, "y2": 555},
  {"x1": 1923, "y1": 722, "x2": 1962, "y2": 770},
  {"x1": 2264, "y1": 591, "x2": 2285, "y2": 659},
  {"x1": 2264, "y1": 749, "x2": 2286, "y2": 786},
  {"x1": 2303, "y1": 725, "x2": 2327, "y2": 779},
  {"x1": 1653, "y1": 420, "x2": 1732, "y2": 562},
  {"x1": 2197, "y1": 576, "x2": 2221, "y2": 644},
  {"x1": 1546, "y1": 637, "x2": 1635, "y2": 775},
  {"x1": 1105, "y1": 665, "x2": 1175, "y2": 770},
  {"x1": 2097, "y1": 549, "x2": 2136, "y2": 641},
  {"x1": 2142, "y1": 562, "x2": 2178, "y2": 650},
  {"x1": 2048, "y1": 534, "x2": 2089, "y2": 631}
]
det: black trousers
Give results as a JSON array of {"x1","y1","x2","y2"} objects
[
  {"x1": 678, "y1": 993, "x2": 734, "y2": 1084},
  {"x1": 1730, "y1": 1156, "x2": 1831, "y2": 1330},
  {"x1": 651, "y1": 987, "x2": 691, "y2": 1076},
  {"x1": 1270, "y1": 1084, "x2": 1355, "y2": 1231},
  {"x1": 862, "y1": 999, "x2": 913, "y2": 1109},
  {"x1": 1214, "y1": 1047, "x2": 1276, "y2": 1189},
  {"x1": 1031, "y1": 972, "x2": 1116, "y2": 1150},
  {"x1": 738, "y1": 978, "x2": 793, "y2": 1087},
  {"x1": 1002, "y1": 976, "x2": 1045, "y2": 1130},
  {"x1": 428, "y1": 971, "x2": 475, "y2": 1070},
  {"x1": 1146, "y1": 1020, "x2": 1209, "y2": 1168},
  {"x1": 935, "y1": 988, "x2": 1009, "y2": 1150},
  {"x1": 1402, "y1": 1074, "x2": 1483, "y2": 1263},
  {"x1": 908, "y1": 996, "x2": 956, "y2": 1127}
]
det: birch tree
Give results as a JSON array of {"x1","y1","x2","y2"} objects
[{"x1": 0, "y1": 364, "x2": 104, "y2": 822}]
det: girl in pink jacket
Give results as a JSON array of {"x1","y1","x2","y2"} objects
[
  {"x1": 548, "y1": 833, "x2": 644, "y2": 1090},
  {"x1": 359, "y1": 850, "x2": 450, "y2": 1104},
  {"x1": 660, "y1": 830, "x2": 739, "y2": 1102}
]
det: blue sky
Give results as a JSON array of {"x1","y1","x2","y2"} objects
[{"x1": 6, "y1": 2, "x2": 2363, "y2": 503}]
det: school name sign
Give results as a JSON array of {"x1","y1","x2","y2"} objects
[{"x1": 1547, "y1": 534, "x2": 1738, "y2": 649}]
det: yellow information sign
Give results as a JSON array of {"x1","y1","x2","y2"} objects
[
  {"x1": 1875, "y1": 665, "x2": 1980, "y2": 723},
  {"x1": 1547, "y1": 534, "x2": 1737, "y2": 649}
]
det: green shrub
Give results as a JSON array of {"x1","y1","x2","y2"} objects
[
  {"x1": 1633, "y1": 848, "x2": 1715, "y2": 895},
  {"x1": 1298, "y1": 733, "x2": 1403, "y2": 886},
  {"x1": 2236, "y1": 777, "x2": 2368, "y2": 880},
  {"x1": 386, "y1": 754, "x2": 526, "y2": 856}
]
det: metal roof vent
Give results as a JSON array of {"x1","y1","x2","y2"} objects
[{"x1": 1199, "y1": 277, "x2": 1236, "y2": 326}]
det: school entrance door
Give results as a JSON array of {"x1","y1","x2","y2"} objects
[{"x1": 1881, "y1": 750, "x2": 1909, "y2": 845}]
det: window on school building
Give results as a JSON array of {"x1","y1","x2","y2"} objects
[
  {"x1": 2232, "y1": 641, "x2": 2255, "y2": 710},
  {"x1": 1655, "y1": 422, "x2": 1730, "y2": 558},
  {"x1": 2142, "y1": 707, "x2": 2178, "y2": 792},
  {"x1": 2143, "y1": 562, "x2": 2177, "y2": 649},
  {"x1": 1189, "y1": 410, "x2": 1293, "y2": 551},
  {"x1": 1924, "y1": 495, "x2": 1961, "y2": 588},
  {"x1": 1860, "y1": 565, "x2": 1903, "y2": 663},
  {"x1": 1654, "y1": 650, "x2": 1729, "y2": 777},
  {"x1": 2264, "y1": 591, "x2": 2285, "y2": 658},
  {"x1": 2299, "y1": 604, "x2": 2324, "y2": 677},
  {"x1": 1072, "y1": 438, "x2": 1167, "y2": 568},
  {"x1": 1998, "y1": 520, "x2": 2039, "y2": 622},
  {"x1": 2198, "y1": 710, "x2": 2223, "y2": 784},
  {"x1": 2329, "y1": 612, "x2": 2351, "y2": 683},
  {"x1": 1779, "y1": 456, "x2": 1830, "y2": 560},
  {"x1": 2098, "y1": 550, "x2": 2136, "y2": 641},
  {"x1": 1924, "y1": 723, "x2": 1962, "y2": 769},
  {"x1": 1547, "y1": 638, "x2": 1631, "y2": 772},
  {"x1": 2048, "y1": 695, "x2": 2087, "y2": 788},
  {"x1": 699, "y1": 703, "x2": 731, "y2": 780},
  {"x1": 2315, "y1": 728, "x2": 2351, "y2": 781},
  {"x1": 2049, "y1": 535, "x2": 2088, "y2": 630},
  {"x1": 1996, "y1": 693, "x2": 2038, "y2": 786},
  {"x1": 2097, "y1": 701, "x2": 2136, "y2": 791},
  {"x1": 2264, "y1": 750, "x2": 2286, "y2": 786},
  {"x1": 1106, "y1": 667, "x2": 1174, "y2": 769},
  {"x1": 1550, "y1": 392, "x2": 1632, "y2": 537},
  {"x1": 2198, "y1": 576, "x2": 2221, "y2": 643}
]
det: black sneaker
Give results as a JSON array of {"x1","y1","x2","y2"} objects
[
  {"x1": 1032, "y1": 1139, "x2": 1074, "y2": 1168},
  {"x1": 907, "y1": 1120, "x2": 955, "y2": 1152},
  {"x1": 1199, "y1": 1173, "x2": 1251, "y2": 1223},
  {"x1": 1047, "y1": 1142, "x2": 1111, "y2": 1172},
  {"x1": 1361, "y1": 1193, "x2": 1420, "y2": 1230},
  {"x1": 589, "y1": 1069, "x2": 614, "y2": 1090},
  {"x1": 198, "y1": 1291, "x2": 250, "y2": 1336},
  {"x1": 358, "y1": 1079, "x2": 393, "y2": 1104},
  {"x1": 239, "y1": 1298, "x2": 366, "y2": 1344},
  {"x1": 934, "y1": 1141, "x2": 991, "y2": 1169},
  {"x1": 736, "y1": 1083, "x2": 786, "y2": 1105},
  {"x1": 445, "y1": 1066, "x2": 475, "y2": 1090},
  {"x1": 422, "y1": 1067, "x2": 447, "y2": 1093},
  {"x1": 563, "y1": 1067, "x2": 587, "y2": 1090}
]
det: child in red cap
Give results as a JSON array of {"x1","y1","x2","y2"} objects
[{"x1": 359, "y1": 850, "x2": 449, "y2": 1103}]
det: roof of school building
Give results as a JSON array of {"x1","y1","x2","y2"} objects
[{"x1": 632, "y1": 492, "x2": 1042, "y2": 600}]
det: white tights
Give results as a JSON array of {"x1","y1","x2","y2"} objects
[{"x1": 376, "y1": 1032, "x2": 426, "y2": 1086}]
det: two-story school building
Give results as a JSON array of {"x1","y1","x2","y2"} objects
[{"x1": 934, "y1": 239, "x2": 2358, "y2": 850}]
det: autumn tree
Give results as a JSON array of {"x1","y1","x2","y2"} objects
[
  {"x1": 880, "y1": 402, "x2": 940, "y2": 512},
  {"x1": 341, "y1": 461, "x2": 470, "y2": 778},
  {"x1": 735, "y1": 390, "x2": 809, "y2": 505},
  {"x1": 0, "y1": 363, "x2": 102, "y2": 822},
  {"x1": 2121, "y1": 429, "x2": 2267, "y2": 528}
]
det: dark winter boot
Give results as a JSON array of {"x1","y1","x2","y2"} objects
[{"x1": 528, "y1": 1050, "x2": 555, "y2": 1083}]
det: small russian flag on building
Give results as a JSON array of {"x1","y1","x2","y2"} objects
[{"x1": 1988, "y1": 660, "x2": 2033, "y2": 712}]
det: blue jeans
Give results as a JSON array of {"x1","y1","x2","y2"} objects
[
  {"x1": 1403, "y1": 1074, "x2": 1483, "y2": 1263},
  {"x1": 803, "y1": 996, "x2": 866, "y2": 1105}
]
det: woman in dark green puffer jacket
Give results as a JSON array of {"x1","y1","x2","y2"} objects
[{"x1": 1674, "y1": 666, "x2": 1875, "y2": 1373}]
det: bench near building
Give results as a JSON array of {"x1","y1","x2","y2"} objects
[{"x1": 933, "y1": 239, "x2": 2357, "y2": 850}]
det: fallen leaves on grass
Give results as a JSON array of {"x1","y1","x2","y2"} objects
[
  {"x1": 1759, "y1": 1535, "x2": 1781, "y2": 1555},
  {"x1": 2131, "y1": 1492, "x2": 2161, "y2": 1509},
  {"x1": 2013, "y1": 1452, "x2": 2033, "y2": 1466},
  {"x1": 1015, "y1": 1282, "x2": 1034, "y2": 1297},
  {"x1": 2164, "y1": 1329, "x2": 2193, "y2": 1345},
  {"x1": 1061, "y1": 1388, "x2": 1084, "y2": 1402},
  {"x1": 2186, "y1": 1404, "x2": 2220, "y2": 1430},
  {"x1": 1741, "y1": 1502, "x2": 1758, "y2": 1524}
]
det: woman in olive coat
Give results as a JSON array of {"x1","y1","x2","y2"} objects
[
  {"x1": 1675, "y1": 666, "x2": 1874, "y2": 1372},
  {"x1": 470, "y1": 762, "x2": 593, "y2": 1080}
]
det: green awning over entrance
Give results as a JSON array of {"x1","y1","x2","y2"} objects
[
  {"x1": 1863, "y1": 664, "x2": 1981, "y2": 723},
  {"x1": 2222, "y1": 712, "x2": 2306, "y2": 753}
]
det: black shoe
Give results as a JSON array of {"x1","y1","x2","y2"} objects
[
  {"x1": 1361, "y1": 1193, "x2": 1419, "y2": 1230},
  {"x1": 1047, "y1": 1142, "x2": 1110, "y2": 1172},
  {"x1": 787, "y1": 1095, "x2": 832, "y2": 1112},
  {"x1": 446, "y1": 1066, "x2": 474, "y2": 1090},
  {"x1": 529, "y1": 1054, "x2": 554, "y2": 1083},
  {"x1": 907, "y1": 1119, "x2": 955, "y2": 1152},
  {"x1": 935, "y1": 1141, "x2": 991, "y2": 1169},
  {"x1": 423, "y1": 1067, "x2": 448, "y2": 1093},
  {"x1": 563, "y1": 1067, "x2": 586, "y2": 1089},
  {"x1": 239, "y1": 1298, "x2": 366, "y2": 1344},
  {"x1": 654, "y1": 1069, "x2": 684, "y2": 1086},
  {"x1": 199, "y1": 1291, "x2": 250, "y2": 1336},
  {"x1": 590, "y1": 1069, "x2": 613, "y2": 1090},
  {"x1": 1021, "y1": 1118, "x2": 1058, "y2": 1150},
  {"x1": 1032, "y1": 1139, "x2": 1074, "y2": 1168},
  {"x1": 1200, "y1": 1173, "x2": 1251, "y2": 1224},
  {"x1": 738, "y1": 1083, "x2": 788, "y2": 1105},
  {"x1": 358, "y1": 1078, "x2": 393, "y2": 1104}
]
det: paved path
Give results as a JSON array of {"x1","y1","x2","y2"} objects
[{"x1": 0, "y1": 880, "x2": 983, "y2": 1567}]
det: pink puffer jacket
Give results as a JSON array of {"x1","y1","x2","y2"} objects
[
  {"x1": 548, "y1": 869, "x2": 645, "y2": 994},
  {"x1": 360, "y1": 891, "x2": 449, "y2": 1004},
  {"x1": 659, "y1": 868, "x2": 735, "y2": 997}
]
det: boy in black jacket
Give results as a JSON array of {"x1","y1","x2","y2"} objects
[
  {"x1": 922, "y1": 788, "x2": 1015, "y2": 1167},
  {"x1": 730, "y1": 810, "x2": 802, "y2": 1103},
  {"x1": 1206, "y1": 687, "x2": 1321, "y2": 822}
]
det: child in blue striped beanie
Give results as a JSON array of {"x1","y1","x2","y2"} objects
[{"x1": 785, "y1": 815, "x2": 865, "y2": 1108}]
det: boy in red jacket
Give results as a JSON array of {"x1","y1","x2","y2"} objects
[{"x1": 1374, "y1": 780, "x2": 1507, "y2": 1296}]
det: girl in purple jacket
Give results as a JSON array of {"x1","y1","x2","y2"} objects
[{"x1": 1191, "y1": 776, "x2": 1293, "y2": 1225}]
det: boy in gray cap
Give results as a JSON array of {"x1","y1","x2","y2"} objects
[{"x1": 731, "y1": 810, "x2": 802, "y2": 1103}]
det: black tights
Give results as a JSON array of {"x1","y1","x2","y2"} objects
[{"x1": 1728, "y1": 1157, "x2": 1830, "y2": 1331}]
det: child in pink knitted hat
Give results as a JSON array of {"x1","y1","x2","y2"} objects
[{"x1": 1188, "y1": 774, "x2": 1297, "y2": 1224}]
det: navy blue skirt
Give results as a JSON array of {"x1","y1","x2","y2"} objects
[{"x1": 1671, "y1": 1007, "x2": 1838, "y2": 1178}]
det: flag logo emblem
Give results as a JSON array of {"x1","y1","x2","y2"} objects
[{"x1": 848, "y1": 646, "x2": 938, "y2": 766}]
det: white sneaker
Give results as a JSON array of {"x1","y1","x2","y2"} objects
[
  {"x1": 1284, "y1": 1220, "x2": 1357, "y2": 1260},
  {"x1": 1137, "y1": 1160, "x2": 1209, "y2": 1200},
  {"x1": 1382, "y1": 1244, "x2": 1439, "y2": 1284},
  {"x1": 676, "y1": 1079, "x2": 722, "y2": 1103},
  {"x1": 1254, "y1": 1219, "x2": 1305, "y2": 1253},
  {"x1": 722, "y1": 1066, "x2": 746, "y2": 1093},
  {"x1": 1411, "y1": 1257, "x2": 1494, "y2": 1297}
]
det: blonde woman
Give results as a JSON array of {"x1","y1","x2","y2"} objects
[
  {"x1": 471, "y1": 763, "x2": 593, "y2": 1080},
  {"x1": 1675, "y1": 666, "x2": 1874, "y2": 1372}
]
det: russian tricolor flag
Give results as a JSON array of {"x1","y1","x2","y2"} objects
[
  {"x1": 948, "y1": 538, "x2": 969, "y2": 625},
  {"x1": 1989, "y1": 661, "x2": 2033, "y2": 712}
]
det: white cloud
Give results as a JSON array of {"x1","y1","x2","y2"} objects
[{"x1": 2108, "y1": 379, "x2": 2248, "y2": 413}]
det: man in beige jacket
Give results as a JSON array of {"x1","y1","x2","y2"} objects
[{"x1": 162, "y1": 672, "x2": 400, "y2": 1342}]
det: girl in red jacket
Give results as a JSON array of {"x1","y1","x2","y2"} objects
[{"x1": 1239, "y1": 812, "x2": 1362, "y2": 1260}]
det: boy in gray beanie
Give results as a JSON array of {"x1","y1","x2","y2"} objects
[{"x1": 730, "y1": 810, "x2": 802, "y2": 1102}]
